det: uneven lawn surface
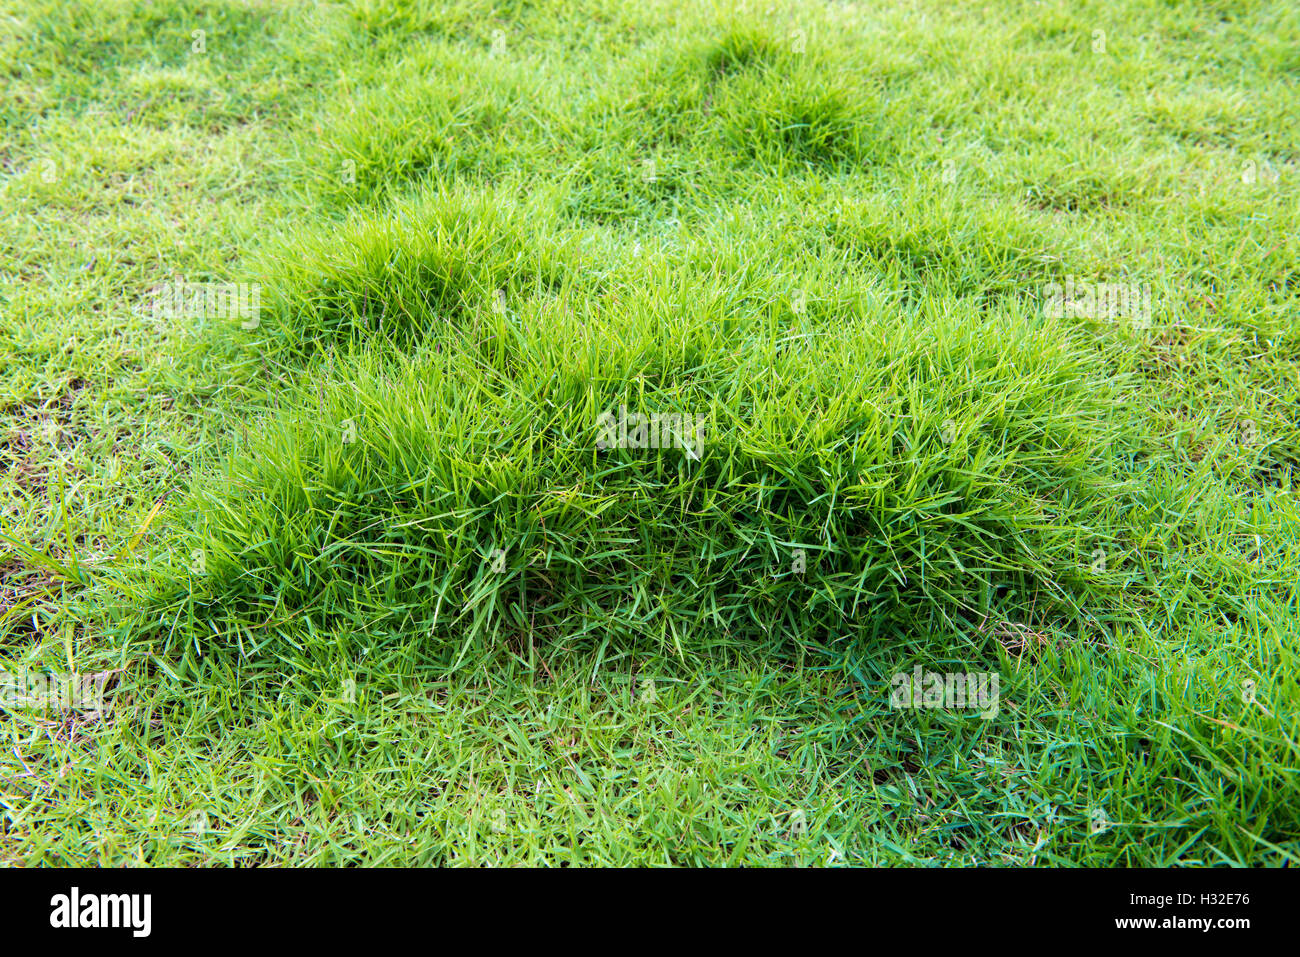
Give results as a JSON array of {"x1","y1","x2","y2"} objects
[{"x1": 1, "y1": 0, "x2": 1298, "y2": 865}]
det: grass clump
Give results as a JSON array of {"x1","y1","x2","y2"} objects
[
  {"x1": 251, "y1": 186, "x2": 576, "y2": 362},
  {"x1": 135, "y1": 189, "x2": 1140, "y2": 666}
]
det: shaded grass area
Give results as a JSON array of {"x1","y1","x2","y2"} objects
[{"x1": 1, "y1": 0, "x2": 1297, "y2": 865}]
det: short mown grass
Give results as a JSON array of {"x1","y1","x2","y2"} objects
[{"x1": 1, "y1": 0, "x2": 1297, "y2": 865}]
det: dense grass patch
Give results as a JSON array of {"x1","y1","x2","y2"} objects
[{"x1": 136, "y1": 190, "x2": 1141, "y2": 662}]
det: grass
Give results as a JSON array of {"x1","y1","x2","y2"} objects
[{"x1": 1, "y1": 0, "x2": 1297, "y2": 866}]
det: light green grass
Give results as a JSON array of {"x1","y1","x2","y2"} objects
[{"x1": 1, "y1": 0, "x2": 1297, "y2": 866}]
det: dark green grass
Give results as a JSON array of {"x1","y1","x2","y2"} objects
[{"x1": 137, "y1": 206, "x2": 1141, "y2": 658}]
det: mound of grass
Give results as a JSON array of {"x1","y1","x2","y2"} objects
[
  {"x1": 127, "y1": 188, "x2": 1140, "y2": 666},
  {"x1": 251, "y1": 187, "x2": 578, "y2": 362}
]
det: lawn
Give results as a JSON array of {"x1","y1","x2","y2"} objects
[{"x1": 1, "y1": 0, "x2": 1297, "y2": 866}]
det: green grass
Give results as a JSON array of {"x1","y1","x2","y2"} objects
[{"x1": 1, "y1": 0, "x2": 1297, "y2": 866}]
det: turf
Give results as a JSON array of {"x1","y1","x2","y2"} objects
[{"x1": 1, "y1": 0, "x2": 1297, "y2": 866}]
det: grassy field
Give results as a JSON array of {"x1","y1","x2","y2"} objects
[{"x1": 1, "y1": 0, "x2": 1297, "y2": 866}]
